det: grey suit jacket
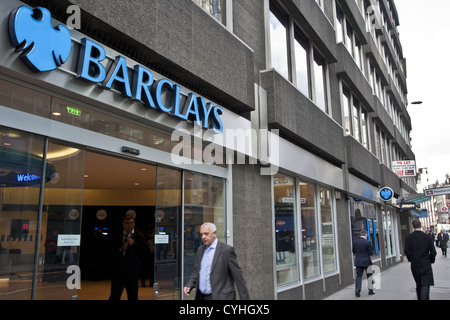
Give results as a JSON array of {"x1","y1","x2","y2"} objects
[{"x1": 186, "y1": 241, "x2": 250, "y2": 300}]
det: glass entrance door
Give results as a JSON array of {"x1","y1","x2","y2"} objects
[{"x1": 153, "y1": 167, "x2": 182, "y2": 300}]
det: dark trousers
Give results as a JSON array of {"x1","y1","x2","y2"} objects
[
  {"x1": 355, "y1": 266, "x2": 373, "y2": 292},
  {"x1": 416, "y1": 285, "x2": 430, "y2": 300},
  {"x1": 198, "y1": 292, "x2": 213, "y2": 300},
  {"x1": 109, "y1": 269, "x2": 139, "y2": 300}
]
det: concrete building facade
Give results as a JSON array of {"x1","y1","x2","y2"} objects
[{"x1": 0, "y1": 0, "x2": 417, "y2": 300}]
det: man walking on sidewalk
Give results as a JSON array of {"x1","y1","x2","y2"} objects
[
  {"x1": 437, "y1": 230, "x2": 448, "y2": 257},
  {"x1": 404, "y1": 220, "x2": 437, "y2": 300},
  {"x1": 352, "y1": 230, "x2": 375, "y2": 297}
]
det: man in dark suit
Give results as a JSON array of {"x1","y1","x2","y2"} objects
[
  {"x1": 109, "y1": 213, "x2": 147, "y2": 300},
  {"x1": 352, "y1": 230, "x2": 374, "y2": 297},
  {"x1": 404, "y1": 220, "x2": 436, "y2": 300},
  {"x1": 437, "y1": 230, "x2": 448, "y2": 257},
  {"x1": 183, "y1": 222, "x2": 250, "y2": 300}
]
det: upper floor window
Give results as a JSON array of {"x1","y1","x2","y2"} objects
[
  {"x1": 269, "y1": 6, "x2": 290, "y2": 80},
  {"x1": 193, "y1": 0, "x2": 226, "y2": 24},
  {"x1": 335, "y1": 5, "x2": 363, "y2": 71},
  {"x1": 342, "y1": 84, "x2": 370, "y2": 151},
  {"x1": 269, "y1": 1, "x2": 330, "y2": 115}
]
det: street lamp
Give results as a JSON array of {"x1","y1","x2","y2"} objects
[{"x1": 411, "y1": 101, "x2": 423, "y2": 105}]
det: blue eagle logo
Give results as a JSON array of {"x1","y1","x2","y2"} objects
[
  {"x1": 380, "y1": 188, "x2": 393, "y2": 201},
  {"x1": 9, "y1": 6, "x2": 72, "y2": 72}
]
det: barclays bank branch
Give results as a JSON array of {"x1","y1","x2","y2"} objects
[{"x1": 0, "y1": 0, "x2": 416, "y2": 300}]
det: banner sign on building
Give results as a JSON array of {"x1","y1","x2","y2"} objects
[
  {"x1": 8, "y1": 5, "x2": 224, "y2": 133},
  {"x1": 424, "y1": 186, "x2": 450, "y2": 197},
  {"x1": 392, "y1": 160, "x2": 416, "y2": 178}
]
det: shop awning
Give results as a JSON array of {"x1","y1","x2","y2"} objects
[
  {"x1": 411, "y1": 209, "x2": 428, "y2": 218},
  {"x1": 403, "y1": 193, "x2": 431, "y2": 205}
]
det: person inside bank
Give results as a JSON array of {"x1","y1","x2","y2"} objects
[
  {"x1": 183, "y1": 222, "x2": 250, "y2": 300},
  {"x1": 109, "y1": 213, "x2": 147, "y2": 300}
]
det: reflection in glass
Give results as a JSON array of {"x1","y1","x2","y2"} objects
[
  {"x1": 350, "y1": 200, "x2": 380, "y2": 259},
  {"x1": 0, "y1": 78, "x2": 51, "y2": 118},
  {"x1": 35, "y1": 141, "x2": 85, "y2": 300},
  {"x1": 183, "y1": 172, "x2": 225, "y2": 298},
  {"x1": 193, "y1": 0, "x2": 226, "y2": 24},
  {"x1": 0, "y1": 128, "x2": 45, "y2": 299},
  {"x1": 313, "y1": 52, "x2": 327, "y2": 112},
  {"x1": 294, "y1": 30, "x2": 310, "y2": 97},
  {"x1": 300, "y1": 181, "x2": 320, "y2": 278},
  {"x1": 154, "y1": 166, "x2": 182, "y2": 300},
  {"x1": 269, "y1": 9, "x2": 289, "y2": 80},
  {"x1": 320, "y1": 188, "x2": 336, "y2": 273},
  {"x1": 342, "y1": 88, "x2": 351, "y2": 136},
  {"x1": 274, "y1": 174, "x2": 299, "y2": 286}
]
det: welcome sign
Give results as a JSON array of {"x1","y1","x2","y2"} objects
[{"x1": 8, "y1": 5, "x2": 224, "y2": 133}]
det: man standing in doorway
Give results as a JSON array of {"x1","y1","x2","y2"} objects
[
  {"x1": 352, "y1": 230, "x2": 375, "y2": 297},
  {"x1": 183, "y1": 222, "x2": 250, "y2": 300},
  {"x1": 109, "y1": 213, "x2": 147, "y2": 300},
  {"x1": 404, "y1": 220, "x2": 436, "y2": 300}
]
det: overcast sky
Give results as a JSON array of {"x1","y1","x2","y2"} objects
[{"x1": 395, "y1": 0, "x2": 450, "y2": 184}]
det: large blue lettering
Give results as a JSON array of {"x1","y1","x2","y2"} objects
[
  {"x1": 103, "y1": 56, "x2": 132, "y2": 98},
  {"x1": 132, "y1": 65, "x2": 157, "y2": 109},
  {"x1": 183, "y1": 93, "x2": 202, "y2": 126},
  {"x1": 76, "y1": 38, "x2": 224, "y2": 133},
  {"x1": 152, "y1": 79, "x2": 174, "y2": 113},
  {"x1": 212, "y1": 106, "x2": 224, "y2": 134},
  {"x1": 77, "y1": 38, "x2": 106, "y2": 83}
]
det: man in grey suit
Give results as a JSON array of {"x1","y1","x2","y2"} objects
[
  {"x1": 404, "y1": 220, "x2": 436, "y2": 300},
  {"x1": 183, "y1": 222, "x2": 250, "y2": 300}
]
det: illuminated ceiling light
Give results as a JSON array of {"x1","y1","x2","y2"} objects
[{"x1": 42, "y1": 147, "x2": 80, "y2": 160}]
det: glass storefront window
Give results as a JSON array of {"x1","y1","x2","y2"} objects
[
  {"x1": 154, "y1": 166, "x2": 182, "y2": 300},
  {"x1": 382, "y1": 208, "x2": 396, "y2": 257},
  {"x1": 300, "y1": 181, "x2": 320, "y2": 278},
  {"x1": 0, "y1": 128, "x2": 46, "y2": 299},
  {"x1": 0, "y1": 79, "x2": 51, "y2": 118},
  {"x1": 320, "y1": 187, "x2": 336, "y2": 273},
  {"x1": 273, "y1": 174, "x2": 299, "y2": 286},
  {"x1": 35, "y1": 140, "x2": 85, "y2": 300},
  {"x1": 350, "y1": 200, "x2": 380, "y2": 259},
  {"x1": 183, "y1": 172, "x2": 225, "y2": 298}
]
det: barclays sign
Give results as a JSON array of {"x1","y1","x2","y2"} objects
[{"x1": 8, "y1": 6, "x2": 224, "y2": 133}]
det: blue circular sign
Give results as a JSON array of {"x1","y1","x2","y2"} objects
[{"x1": 379, "y1": 187, "x2": 394, "y2": 201}]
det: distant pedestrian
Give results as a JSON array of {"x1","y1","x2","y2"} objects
[
  {"x1": 437, "y1": 230, "x2": 448, "y2": 257},
  {"x1": 404, "y1": 220, "x2": 436, "y2": 300},
  {"x1": 352, "y1": 230, "x2": 375, "y2": 297}
]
